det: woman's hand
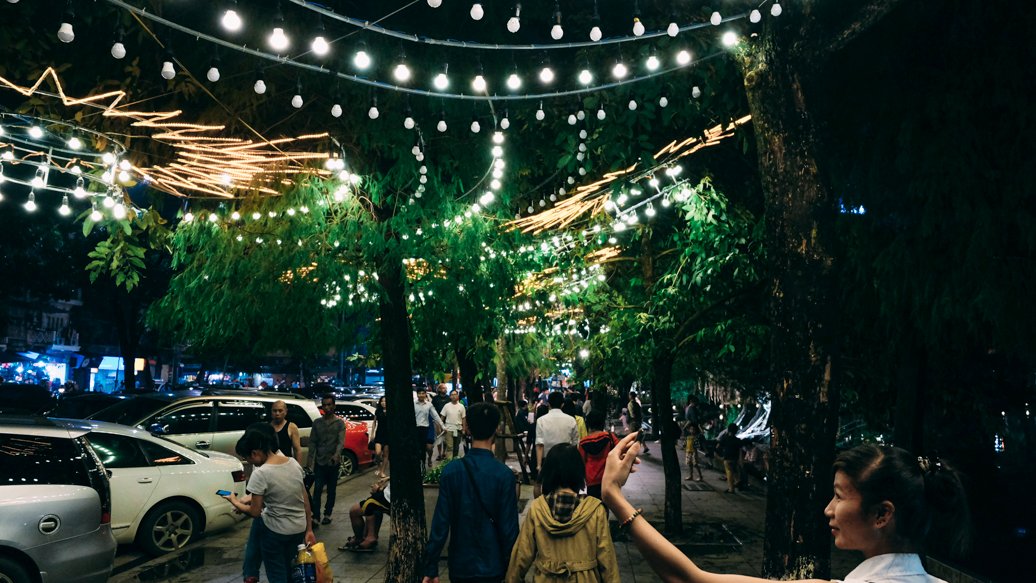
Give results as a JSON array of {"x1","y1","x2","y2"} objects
[
  {"x1": 305, "y1": 529, "x2": 317, "y2": 546},
  {"x1": 602, "y1": 432, "x2": 641, "y2": 506}
]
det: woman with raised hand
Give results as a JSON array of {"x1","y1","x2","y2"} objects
[{"x1": 601, "y1": 432, "x2": 971, "y2": 583}]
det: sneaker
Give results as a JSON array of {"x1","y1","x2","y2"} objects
[{"x1": 321, "y1": 516, "x2": 333, "y2": 525}]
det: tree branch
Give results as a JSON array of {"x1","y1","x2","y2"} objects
[
  {"x1": 812, "y1": 0, "x2": 907, "y2": 61},
  {"x1": 672, "y1": 280, "x2": 765, "y2": 348}
]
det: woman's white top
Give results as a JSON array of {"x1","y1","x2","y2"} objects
[{"x1": 839, "y1": 553, "x2": 947, "y2": 583}]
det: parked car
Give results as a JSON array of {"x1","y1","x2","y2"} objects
[
  {"x1": 340, "y1": 419, "x2": 374, "y2": 479},
  {"x1": 333, "y1": 400, "x2": 376, "y2": 434},
  {"x1": 75, "y1": 419, "x2": 247, "y2": 555},
  {"x1": 48, "y1": 393, "x2": 127, "y2": 419},
  {"x1": 0, "y1": 382, "x2": 57, "y2": 414},
  {"x1": 0, "y1": 417, "x2": 117, "y2": 583}
]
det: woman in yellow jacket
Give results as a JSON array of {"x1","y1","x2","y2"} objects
[{"x1": 506, "y1": 444, "x2": 619, "y2": 583}]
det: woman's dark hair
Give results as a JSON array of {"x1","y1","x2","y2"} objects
[
  {"x1": 467, "y1": 402, "x2": 501, "y2": 440},
  {"x1": 833, "y1": 445, "x2": 971, "y2": 555},
  {"x1": 540, "y1": 443, "x2": 585, "y2": 495},
  {"x1": 377, "y1": 396, "x2": 386, "y2": 411},
  {"x1": 561, "y1": 399, "x2": 579, "y2": 417},
  {"x1": 586, "y1": 409, "x2": 606, "y2": 431},
  {"x1": 235, "y1": 422, "x2": 277, "y2": 459}
]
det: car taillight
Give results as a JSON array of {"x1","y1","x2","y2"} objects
[
  {"x1": 101, "y1": 511, "x2": 111, "y2": 525},
  {"x1": 232, "y1": 470, "x2": 246, "y2": 483}
]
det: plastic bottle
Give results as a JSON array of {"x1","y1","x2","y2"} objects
[{"x1": 292, "y1": 543, "x2": 317, "y2": 583}]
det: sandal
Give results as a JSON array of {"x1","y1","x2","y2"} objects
[
  {"x1": 351, "y1": 540, "x2": 378, "y2": 552},
  {"x1": 337, "y1": 537, "x2": 361, "y2": 551}
]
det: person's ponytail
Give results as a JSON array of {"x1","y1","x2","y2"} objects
[{"x1": 919, "y1": 455, "x2": 972, "y2": 556}]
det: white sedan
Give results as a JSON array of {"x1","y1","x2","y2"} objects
[{"x1": 78, "y1": 420, "x2": 247, "y2": 555}]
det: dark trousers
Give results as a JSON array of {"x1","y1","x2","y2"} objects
[
  {"x1": 256, "y1": 516, "x2": 304, "y2": 583},
  {"x1": 311, "y1": 462, "x2": 339, "y2": 518}
]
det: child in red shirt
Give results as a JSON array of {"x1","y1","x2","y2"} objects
[{"x1": 578, "y1": 410, "x2": 619, "y2": 501}]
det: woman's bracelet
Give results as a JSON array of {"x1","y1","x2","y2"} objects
[{"x1": 619, "y1": 508, "x2": 644, "y2": 532}]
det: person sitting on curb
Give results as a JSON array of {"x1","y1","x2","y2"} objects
[{"x1": 339, "y1": 475, "x2": 390, "y2": 552}]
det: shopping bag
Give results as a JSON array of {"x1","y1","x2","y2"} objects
[{"x1": 310, "y1": 542, "x2": 334, "y2": 583}]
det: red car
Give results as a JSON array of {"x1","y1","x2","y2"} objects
[{"x1": 339, "y1": 418, "x2": 374, "y2": 478}]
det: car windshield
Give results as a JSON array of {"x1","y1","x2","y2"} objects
[{"x1": 89, "y1": 396, "x2": 168, "y2": 425}]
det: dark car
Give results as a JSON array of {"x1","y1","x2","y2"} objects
[
  {"x1": 0, "y1": 382, "x2": 57, "y2": 415},
  {"x1": 48, "y1": 393, "x2": 127, "y2": 419}
]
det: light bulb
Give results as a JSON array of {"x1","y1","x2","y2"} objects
[
  {"x1": 404, "y1": 116, "x2": 415, "y2": 129},
  {"x1": 31, "y1": 168, "x2": 46, "y2": 188},
  {"x1": 632, "y1": 18, "x2": 644, "y2": 36},
  {"x1": 269, "y1": 27, "x2": 289, "y2": 52},
  {"x1": 291, "y1": 94, "x2": 303, "y2": 108},
  {"x1": 597, "y1": 106, "x2": 606, "y2": 120},
  {"x1": 102, "y1": 152, "x2": 115, "y2": 165},
  {"x1": 354, "y1": 50, "x2": 371, "y2": 69},
  {"x1": 331, "y1": 103, "x2": 342, "y2": 117},
  {"x1": 722, "y1": 31, "x2": 739, "y2": 47},
  {"x1": 428, "y1": 0, "x2": 442, "y2": 6},
  {"x1": 368, "y1": 105, "x2": 380, "y2": 119},
  {"x1": 500, "y1": 116, "x2": 510, "y2": 130},
  {"x1": 73, "y1": 178, "x2": 87, "y2": 198},
  {"x1": 676, "y1": 50, "x2": 692, "y2": 65},
  {"x1": 118, "y1": 170, "x2": 131, "y2": 183},
  {"x1": 492, "y1": 131, "x2": 504, "y2": 144},
  {"x1": 628, "y1": 99, "x2": 637, "y2": 111},
  {"x1": 393, "y1": 63, "x2": 411, "y2": 82},
  {"x1": 57, "y1": 22, "x2": 74, "y2": 43},
  {"x1": 710, "y1": 12, "x2": 722, "y2": 26},
  {"x1": 59, "y1": 196, "x2": 71, "y2": 216},
  {"x1": 659, "y1": 96, "x2": 669, "y2": 107},
  {"x1": 612, "y1": 62, "x2": 627, "y2": 78},
  {"x1": 568, "y1": 114, "x2": 576, "y2": 125},
  {"x1": 311, "y1": 36, "x2": 330, "y2": 56},
  {"x1": 507, "y1": 73, "x2": 521, "y2": 90},
  {"x1": 254, "y1": 79, "x2": 266, "y2": 94},
  {"x1": 470, "y1": 3, "x2": 484, "y2": 20},
  {"x1": 771, "y1": 2, "x2": 783, "y2": 17},
  {"x1": 646, "y1": 55, "x2": 660, "y2": 71},
  {"x1": 470, "y1": 120, "x2": 481, "y2": 133},
  {"x1": 433, "y1": 72, "x2": 449, "y2": 90},
  {"x1": 692, "y1": 86, "x2": 702, "y2": 98},
  {"x1": 437, "y1": 119, "x2": 447, "y2": 132},
  {"x1": 589, "y1": 26, "x2": 602, "y2": 42},
  {"x1": 539, "y1": 66, "x2": 554, "y2": 83},
  {"x1": 507, "y1": 16, "x2": 520, "y2": 33},
  {"x1": 29, "y1": 126, "x2": 43, "y2": 139},
  {"x1": 111, "y1": 42, "x2": 126, "y2": 59},
  {"x1": 551, "y1": 24, "x2": 563, "y2": 40},
  {"x1": 161, "y1": 61, "x2": 175, "y2": 80},
  {"x1": 207, "y1": 66, "x2": 221, "y2": 82},
  {"x1": 222, "y1": 9, "x2": 242, "y2": 32},
  {"x1": 113, "y1": 203, "x2": 127, "y2": 220},
  {"x1": 578, "y1": 69, "x2": 593, "y2": 85},
  {"x1": 24, "y1": 192, "x2": 37, "y2": 212},
  {"x1": 480, "y1": 192, "x2": 495, "y2": 205},
  {"x1": 750, "y1": 9, "x2": 762, "y2": 23},
  {"x1": 90, "y1": 207, "x2": 103, "y2": 221},
  {"x1": 472, "y1": 75, "x2": 487, "y2": 92},
  {"x1": 536, "y1": 107, "x2": 545, "y2": 121},
  {"x1": 667, "y1": 22, "x2": 679, "y2": 37}
]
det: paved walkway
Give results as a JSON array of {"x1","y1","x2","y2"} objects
[{"x1": 110, "y1": 442, "x2": 859, "y2": 582}]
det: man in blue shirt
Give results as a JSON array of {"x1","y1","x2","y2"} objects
[{"x1": 422, "y1": 403, "x2": 519, "y2": 583}]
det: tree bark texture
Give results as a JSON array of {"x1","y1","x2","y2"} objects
[
  {"x1": 376, "y1": 249, "x2": 425, "y2": 583},
  {"x1": 113, "y1": 292, "x2": 139, "y2": 392},
  {"x1": 738, "y1": 17, "x2": 840, "y2": 580},
  {"x1": 649, "y1": 350, "x2": 683, "y2": 535},
  {"x1": 455, "y1": 344, "x2": 481, "y2": 403}
]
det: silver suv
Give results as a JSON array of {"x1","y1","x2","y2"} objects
[{"x1": 0, "y1": 417, "x2": 117, "y2": 583}]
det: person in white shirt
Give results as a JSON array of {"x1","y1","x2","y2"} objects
[
  {"x1": 602, "y1": 434, "x2": 971, "y2": 583},
  {"x1": 534, "y1": 391, "x2": 578, "y2": 496},
  {"x1": 439, "y1": 390, "x2": 467, "y2": 460},
  {"x1": 414, "y1": 388, "x2": 444, "y2": 473}
]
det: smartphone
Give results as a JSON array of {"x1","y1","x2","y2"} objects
[{"x1": 216, "y1": 489, "x2": 232, "y2": 497}]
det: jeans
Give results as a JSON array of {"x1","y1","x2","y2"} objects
[
  {"x1": 242, "y1": 518, "x2": 262, "y2": 579},
  {"x1": 256, "y1": 516, "x2": 304, "y2": 583},
  {"x1": 311, "y1": 462, "x2": 339, "y2": 519}
]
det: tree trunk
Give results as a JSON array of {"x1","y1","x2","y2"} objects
[
  {"x1": 650, "y1": 350, "x2": 683, "y2": 535},
  {"x1": 738, "y1": 28, "x2": 840, "y2": 582},
  {"x1": 376, "y1": 248, "x2": 425, "y2": 583},
  {"x1": 456, "y1": 344, "x2": 481, "y2": 403},
  {"x1": 113, "y1": 294, "x2": 139, "y2": 392}
]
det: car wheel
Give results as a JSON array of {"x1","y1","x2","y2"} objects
[
  {"x1": 137, "y1": 501, "x2": 200, "y2": 556},
  {"x1": 338, "y1": 450, "x2": 358, "y2": 480},
  {"x1": 0, "y1": 556, "x2": 31, "y2": 583}
]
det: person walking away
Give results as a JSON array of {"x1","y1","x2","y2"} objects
[
  {"x1": 422, "y1": 403, "x2": 519, "y2": 583},
  {"x1": 534, "y1": 391, "x2": 578, "y2": 497},
  {"x1": 578, "y1": 410, "x2": 619, "y2": 502},
  {"x1": 307, "y1": 394, "x2": 346, "y2": 527},
  {"x1": 683, "y1": 423, "x2": 705, "y2": 482},
  {"x1": 601, "y1": 432, "x2": 972, "y2": 583},
  {"x1": 563, "y1": 397, "x2": 588, "y2": 440},
  {"x1": 627, "y1": 390, "x2": 648, "y2": 454},
  {"x1": 372, "y1": 396, "x2": 390, "y2": 478},
  {"x1": 716, "y1": 423, "x2": 742, "y2": 493},
  {"x1": 506, "y1": 443, "x2": 620, "y2": 583},
  {"x1": 415, "y1": 387, "x2": 444, "y2": 474},
  {"x1": 432, "y1": 383, "x2": 450, "y2": 461},
  {"x1": 440, "y1": 390, "x2": 467, "y2": 460},
  {"x1": 224, "y1": 423, "x2": 316, "y2": 583}
]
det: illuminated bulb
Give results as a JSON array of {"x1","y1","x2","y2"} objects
[
  {"x1": 112, "y1": 202, "x2": 126, "y2": 220},
  {"x1": 578, "y1": 69, "x2": 592, "y2": 85},
  {"x1": 269, "y1": 27, "x2": 289, "y2": 52},
  {"x1": 437, "y1": 119, "x2": 447, "y2": 132},
  {"x1": 231, "y1": 211, "x2": 241, "y2": 221},
  {"x1": 119, "y1": 159, "x2": 131, "y2": 171},
  {"x1": 692, "y1": 86, "x2": 702, "y2": 98},
  {"x1": 433, "y1": 72, "x2": 449, "y2": 90},
  {"x1": 492, "y1": 131, "x2": 504, "y2": 144},
  {"x1": 207, "y1": 66, "x2": 221, "y2": 82},
  {"x1": 479, "y1": 192, "x2": 495, "y2": 205},
  {"x1": 427, "y1": 0, "x2": 442, "y2": 6},
  {"x1": 612, "y1": 62, "x2": 628, "y2": 78},
  {"x1": 507, "y1": 14, "x2": 520, "y2": 33},
  {"x1": 73, "y1": 178, "x2": 87, "y2": 198},
  {"x1": 722, "y1": 31, "x2": 739, "y2": 47},
  {"x1": 111, "y1": 42, "x2": 126, "y2": 59},
  {"x1": 102, "y1": 152, "x2": 116, "y2": 165},
  {"x1": 250, "y1": 212, "x2": 260, "y2": 220},
  {"x1": 507, "y1": 73, "x2": 521, "y2": 90},
  {"x1": 551, "y1": 23, "x2": 563, "y2": 40},
  {"x1": 353, "y1": 50, "x2": 371, "y2": 69},
  {"x1": 393, "y1": 63, "x2": 411, "y2": 82},
  {"x1": 628, "y1": 99, "x2": 637, "y2": 111},
  {"x1": 750, "y1": 9, "x2": 762, "y2": 23},
  {"x1": 597, "y1": 106, "x2": 606, "y2": 120},
  {"x1": 771, "y1": 2, "x2": 782, "y2": 17},
  {"x1": 29, "y1": 126, "x2": 44, "y2": 139},
  {"x1": 491, "y1": 146, "x2": 504, "y2": 158},
  {"x1": 536, "y1": 106, "x2": 545, "y2": 121},
  {"x1": 368, "y1": 104, "x2": 380, "y2": 119},
  {"x1": 222, "y1": 8, "x2": 242, "y2": 31},
  {"x1": 24, "y1": 192, "x2": 37, "y2": 212},
  {"x1": 589, "y1": 25, "x2": 602, "y2": 42},
  {"x1": 58, "y1": 195, "x2": 71, "y2": 216},
  {"x1": 613, "y1": 221, "x2": 626, "y2": 232},
  {"x1": 404, "y1": 116, "x2": 415, "y2": 129},
  {"x1": 668, "y1": 21, "x2": 679, "y2": 37},
  {"x1": 632, "y1": 18, "x2": 644, "y2": 36},
  {"x1": 470, "y1": 119, "x2": 481, "y2": 133},
  {"x1": 711, "y1": 12, "x2": 722, "y2": 26},
  {"x1": 118, "y1": 170, "x2": 131, "y2": 183},
  {"x1": 645, "y1": 203, "x2": 656, "y2": 217},
  {"x1": 1, "y1": 150, "x2": 12, "y2": 161},
  {"x1": 470, "y1": 3, "x2": 484, "y2": 20},
  {"x1": 89, "y1": 205, "x2": 102, "y2": 221},
  {"x1": 220, "y1": 172, "x2": 232, "y2": 185},
  {"x1": 659, "y1": 96, "x2": 669, "y2": 107},
  {"x1": 568, "y1": 114, "x2": 576, "y2": 125},
  {"x1": 539, "y1": 66, "x2": 554, "y2": 83},
  {"x1": 311, "y1": 36, "x2": 330, "y2": 56},
  {"x1": 102, "y1": 193, "x2": 115, "y2": 208},
  {"x1": 646, "y1": 55, "x2": 660, "y2": 71},
  {"x1": 253, "y1": 79, "x2": 266, "y2": 94},
  {"x1": 291, "y1": 93, "x2": 303, "y2": 108},
  {"x1": 470, "y1": 75, "x2": 487, "y2": 93},
  {"x1": 31, "y1": 168, "x2": 46, "y2": 188},
  {"x1": 500, "y1": 116, "x2": 510, "y2": 130},
  {"x1": 331, "y1": 103, "x2": 342, "y2": 117},
  {"x1": 676, "y1": 50, "x2": 692, "y2": 65},
  {"x1": 57, "y1": 21, "x2": 74, "y2": 43}
]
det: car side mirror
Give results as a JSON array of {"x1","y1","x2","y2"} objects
[
  {"x1": 148, "y1": 423, "x2": 167, "y2": 435},
  {"x1": 106, "y1": 469, "x2": 113, "y2": 478}
]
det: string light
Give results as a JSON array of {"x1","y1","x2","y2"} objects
[
  {"x1": 24, "y1": 192, "x2": 37, "y2": 212},
  {"x1": 710, "y1": 12, "x2": 722, "y2": 26},
  {"x1": 57, "y1": 1, "x2": 75, "y2": 43},
  {"x1": 507, "y1": 3, "x2": 521, "y2": 33},
  {"x1": 772, "y1": 1, "x2": 783, "y2": 17},
  {"x1": 646, "y1": 55, "x2": 660, "y2": 71},
  {"x1": 539, "y1": 63, "x2": 555, "y2": 84},
  {"x1": 206, "y1": 57, "x2": 221, "y2": 82},
  {"x1": 111, "y1": 27, "x2": 126, "y2": 59},
  {"x1": 311, "y1": 18, "x2": 330, "y2": 56},
  {"x1": 632, "y1": 1, "x2": 644, "y2": 36},
  {"x1": 612, "y1": 61, "x2": 628, "y2": 79},
  {"x1": 161, "y1": 59, "x2": 176, "y2": 80},
  {"x1": 750, "y1": 9, "x2": 762, "y2": 23},
  {"x1": 470, "y1": 3, "x2": 484, "y2": 21},
  {"x1": 589, "y1": 1, "x2": 602, "y2": 42},
  {"x1": 433, "y1": 68, "x2": 450, "y2": 91},
  {"x1": 221, "y1": 1, "x2": 242, "y2": 32},
  {"x1": 472, "y1": 74, "x2": 487, "y2": 93},
  {"x1": 722, "y1": 31, "x2": 740, "y2": 47},
  {"x1": 367, "y1": 96, "x2": 380, "y2": 119},
  {"x1": 268, "y1": 4, "x2": 290, "y2": 52},
  {"x1": 507, "y1": 71, "x2": 522, "y2": 91},
  {"x1": 353, "y1": 43, "x2": 372, "y2": 69},
  {"x1": 393, "y1": 61, "x2": 412, "y2": 82},
  {"x1": 676, "y1": 50, "x2": 692, "y2": 66},
  {"x1": 550, "y1": 2, "x2": 564, "y2": 40},
  {"x1": 578, "y1": 69, "x2": 593, "y2": 85}
]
